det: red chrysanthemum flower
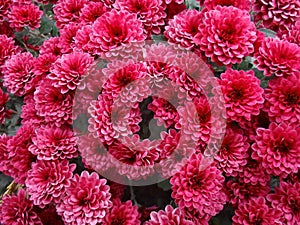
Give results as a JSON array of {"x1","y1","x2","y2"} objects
[
  {"x1": 264, "y1": 73, "x2": 300, "y2": 125},
  {"x1": 34, "y1": 78, "x2": 74, "y2": 127},
  {"x1": 33, "y1": 53, "x2": 58, "y2": 77},
  {"x1": 39, "y1": 37, "x2": 62, "y2": 57},
  {"x1": 252, "y1": 122, "x2": 300, "y2": 178},
  {"x1": 79, "y1": 1, "x2": 108, "y2": 24},
  {"x1": 58, "y1": 23, "x2": 80, "y2": 54},
  {"x1": 279, "y1": 21, "x2": 300, "y2": 46},
  {"x1": 194, "y1": 6, "x2": 257, "y2": 65},
  {"x1": 108, "y1": 135, "x2": 160, "y2": 180},
  {"x1": 164, "y1": 9, "x2": 203, "y2": 51},
  {"x1": 21, "y1": 94, "x2": 44, "y2": 125},
  {"x1": 232, "y1": 197, "x2": 283, "y2": 225},
  {"x1": 254, "y1": 0, "x2": 300, "y2": 32},
  {"x1": 267, "y1": 181, "x2": 300, "y2": 224},
  {"x1": 0, "y1": 88, "x2": 11, "y2": 124},
  {"x1": 0, "y1": 0, "x2": 12, "y2": 20},
  {"x1": 74, "y1": 25, "x2": 94, "y2": 53},
  {"x1": 170, "y1": 153, "x2": 227, "y2": 222},
  {"x1": 90, "y1": 10, "x2": 146, "y2": 56},
  {"x1": 56, "y1": 171, "x2": 112, "y2": 225},
  {"x1": 0, "y1": 189, "x2": 43, "y2": 225},
  {"x1": 0, "y1": 134, "x2": 10, "y2": 173},
  {"x1": 34, "y1": 205, "x2": 64, "y2": 225},
  {"x1": 254, "y1": 37, "x2": 300, "y2": 77},
  {"x1": 226, "y1": 179, "x2": 271, "y2": 208},
  {"x1": 2, "y1": 52, "x2": 38, "y2": 96},
  {"x1": 0, "y1": 21, "x2": 14, "y2": 37},
  {"x1": 8, "y1": 2, "x2": 42, "y2": 31},
  {"x1": 144, "y1": 205, "x2": 194, "y2": 225},
  {"x1": 0, "y1": 34, "x2": 20, "y2": 74},
  {"x1": 5, "y1": 123, "x2": 36, "y2": 184},
  {"x1": 113, "y1": 0, "x2": 166, "y2": 36},
  {"x1": 103, "y1": 199, "x2": 140, "y2": 225},
  {"x1": 203, "y1": 0, "x2": 251, "y2": 10},
  {"x1": 214, "y1": 126, "x2": 249, "y2": 176},
  {"x1": 48, "y1": 51, "x2": 94, "y2": 94},
  {"x1": 29, "y1": 124, "x2": 78, "y2": 161},
  {"x1": 219, "y1": 69, "x2": 264, "y2": 123},
  {"x1": 54, "y1": 0, "x2": 88, "y2": 28},
  {"x1": 164, "y1": 1, "x2": 186, "y2": 22},
  {"x1": 26, "y1": 160, "x2": 76, "y2": 208}
]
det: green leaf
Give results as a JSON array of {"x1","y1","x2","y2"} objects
[
  {"x1": 40, "y1": 16, "x2": 55, "y2": 34},
  {"x1": 51, "y1": 23, "x2": 59, "y2": 37},
  {"x1": 259, "y1": 28, "x2": 277, "y2": 38},
  {"x1": 157, "y1": 179, "x2": 172, "y2": 191},
  {"x1": 151, "y1": 35, "x2": 166, "y2": 43}
]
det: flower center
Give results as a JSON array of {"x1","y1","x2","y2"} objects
[
  {"x1": 190, "y1": 174, "x2": 203, "y2": 188},
  {"x1": 229, "y1": 88, "x2": 244, "y2": 101},
  {"x1": 274, "y1": 138, "x2": 290, "y2": 153},
  {"x1": 285, "y1": 92, "x2": 299, "y2": 106},
  {"x1": 111, "y1": 218, "x2": 125, "y2": 225}
]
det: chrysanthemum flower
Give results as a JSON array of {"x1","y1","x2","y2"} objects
[
  {"x1": 34, "y1": 78, "x2": 74, "y2": 127},
  {"x1": 0, "y1": 134, "x2": 10, "y2": 173},
  {"x1": 103, "y1": 199, "x2": 140, "y2": 225},
  {"x1": 29, "y1": 124, "x2": 78, "y2": 161},
  {"x1": 254, "y1": 0, "x2": 300, "y2": 32},
  {"x1": 54, "y1": 0, "x2": 88, "y2": 28},
  {"x1": 39, "y1": 37, "x2": 62, "y2": 57},
  {"x1": 0, "y1": 88, "x2": 11, "y2": 124},
  {"x1": 164, "y1": 1, "x2": 186, "y2": 22},
  {"x1": 226, "y1": 179, "x2": 270, "y2": 208},
  {"x1": 5, "y1": 123, "x2": 36, "y2": 184},
  {"x1": 113, "y1": 0, "x2": 166, "y2": 36},
  {"x1": 33, "y1": 53, "x2": 58, "y2": 77},
  {"x1": 8, "y1": 2, "x2": 42, "y2": 31},
  {"x1": 232, "y1": 197, "x2": 283, "y2": 225},
  {"x1": 194, "y1": 6, "x2": 257, "y2": 65},
  {"x1": 21, "y1": 94, "x2": 44, "y2": 125},
  {"x1": 26, "y1": 160, "x2": 76, "y2": 208},
  {"x1": 164, "y1": 9, "x2": 203, "y2": 51},
  {"x1": 74, "y1": 25, "x2": 94, "y2": 53},
  {"x1": 215, "y1": 126, "x2": 249, "y2": 176},
  {"x1": 279, "y1": 21, "x2": 300, "y2": 46},
  {"x1": 264, "y1": 73, "x2": 300, "y2": 125},
  {"x1": 170, "y1": 153, "x2": 227, "y2": 222},
  {"x1": 0, "y1": 34, "x2": 20, "y2": 74},
  {"x1": 0, "y1": 0, "x2": 12, "y2": 20},
  {"x1": 2, "y1": 52, "x2": 38, "y2": 96},
  {"x1": 34, "y1": 205, "x2": 64, "y2": 225},
  {"x1": 267, "y1": 181, "x2": 300, "y2": 225},
  {"x1": 58, "y1": 23, "x2": 80, "y2": 54},
  {"x1": 255, "y1": 38, "x2": 300, "y2": 77},
  {"x1": 252, "y1": 122, "x2": 300, "y2": 178},
  {"x1": 79, "y1": 1, "x2": 108, "y2": 24},
  {"x1": 144, "y1": 205, "x2": 194, "y2": 225},
  {"x1": 56, "y1": 171, "x2": 112, "y2": 225},
  {"x1": 0, "y1": 189, "x2": 43, "y2": 225},
  {"x1": 48, "y1": 51, "x2": 94, "y2": 94},
  {"x1": 203, "y1": 0, "x2": 251, "y2": 11},
  {"x1": 219, "y1": 69, "x2": 264, "y2": 123},
  {"x1": 90, "y1": 10, "x2": 146, "y2": 56}
]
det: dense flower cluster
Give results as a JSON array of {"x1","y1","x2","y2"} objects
[{"x1": 0, "y1": 1, "x2": 299, "y2": 225}]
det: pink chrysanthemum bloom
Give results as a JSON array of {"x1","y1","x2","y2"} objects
[
  {"x1": 254, "y1": 0, "x2": 300, "y2": 32},
  {"x1": 144, "y1": 205, "x2": 194, "y2": 225},
  {"x1": 0, "y1": 0, "x2": 12, "y2": 20},
  {"x1": 2, "y1": 52, "x2": 38, "y2": 96},
  {"x1": 170, "y1": 153, "x2": 227, "y2": 222},
  {"x1": 29, "y1": 124, "x2": 78, "y2": 161},
  {"x1": 21, "y1": 94, "x2": 44, "y2": 125},
  {"x1": 113, "y1": 0, "x2": 166, "y2": 36},
  {"x1": 215, "y1": 126, "x2": 249, "y2": 177},
  {"x1": 0, "y1": 21, "x2": 14, "y2": 37},
  {"x1": 284, "y1": 170, "x2": 300, "y2": 184},
  {"x1": 194, "y1": 6, "x2": 257, "y2": 65},
  {"x1": 54, "y1": 0, "x2": 88, "y2": 28},
  {"x1": 252, "y1": 122, "x2": 300, "y2": 178},
  {"x1": 34, "y1": 204, "x2": 64, "y2": 225},
  {"x1": 203, "y1": 0, "x2": 251, "y2": 10},
  {"x1": 26, "y1": 160, "x2": 76, "y2": 208},
  {"x1": 98, "y1": 0, "x2": 115, "y2": 8},
  {"x1": 108, "y1": 135, "x2": 160, "y2": 180},
  {"x1": 39, "y1": 37, "x2": 62, "y2": 57},
  {"x1": 0, "y1": 88, "x2": 11, "y2": 124},
  {"x1": 8, "y1": 2, "x2": 42, "y2": 31},
  {"x1": 34, "y1": 79, "x2": 74, "y2": 127},
  {"x1": 254, "y1": 38, "x2": 300, "y2": 77},
  {"x1": 0, "y1": 134, "x2": 10, "y2": 173},
  {"x1": 0, "y1": 34, "x2": 20, "y2": 74},
  {"x1": 237, "y1": 154, "x2": 271, "y2": 186},
  {"x1": 58, "y1": 23, "x2": 80, "y2": 54},
  {"x1": 74, "y1": 25, "x2": 94, "y2": 53},
  {"x1": 264, "y1": 73, "x2": 300, "y2": 125},
  {"x1": 79, "y1": 2, "x2": 108, "y2": 25},
  {"x1": 33, "y1": 53, "x2": 58, "y2": 77},
  {"x1": 219, "y1": 69, "x2": 264, "y2": 123},
  {"x1": 226, "y1": 179, "x2": 270, "y2": 208},
  {"x1": 103, "y1": 199, "x2": 140, "y2": 225},
  {"x1": 5, "y1": 123, "x2": 36, "y2": 184},
  {"x1": 232, "y1": 197, "x2": 283, "y2": 225},
  {"x1": 48, "y1": 51, "x2": 94, "y2": 94},
  {"x1": 56, "y1": 171, "x2": 112, "y2": 225},
  {"x1": 267, "y1": 181, "x2": 300, "y2": 225},
  {"x1": 279, "y1": 21, "x2": 300, "y2": 46},
  {"x1": 0, "y1": 189, "x2": 43, "y2": 225},
  {"x1": 90, "y1": 10, "x2": 146, "y2": 57},
  {"x1": 164, "y1": 9, "x2": 203, "y2": 51}
]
